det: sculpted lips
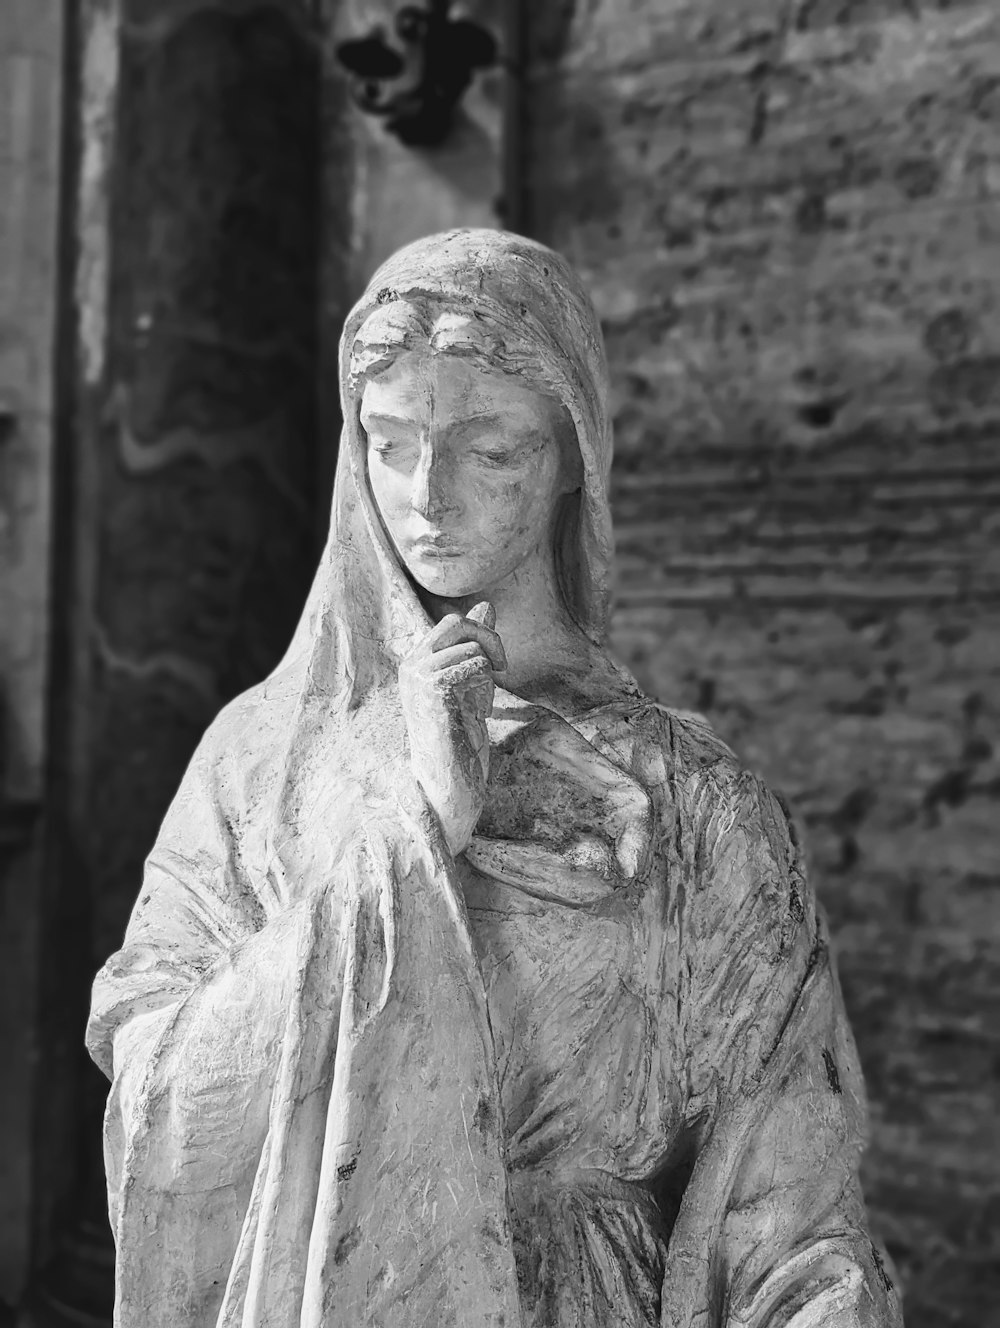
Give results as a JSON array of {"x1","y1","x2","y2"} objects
[{"x1": 410, "y1": 530, "x2": 464, "y2": 555}]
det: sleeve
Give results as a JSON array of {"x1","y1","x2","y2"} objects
[{"x1": 661, "y1": 756, "x2": 903, "y2": 1328}]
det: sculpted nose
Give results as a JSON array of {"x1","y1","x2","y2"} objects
[{"x1": 411, "y1": 447, "x2": 458, "y2": 521}]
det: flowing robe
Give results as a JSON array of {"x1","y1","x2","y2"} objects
[{"x1": 88, "y1": 687, "x2": 902, "y2": 1328}]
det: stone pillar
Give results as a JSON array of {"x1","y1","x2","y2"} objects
[{"x1": 29, "y1": 1, "x2": 334, "y2": 1319}]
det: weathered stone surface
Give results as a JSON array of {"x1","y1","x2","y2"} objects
[{"x1": 526, "y1": 2, "x2": 1000, "y2": 1325}]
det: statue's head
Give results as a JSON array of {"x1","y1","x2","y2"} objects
[
  {"x1": 352, "y1": 298, "x2": 583, "y2": 603},
  {"x1": 338, "y1": 229, "x2": 614, "y2": 642}
]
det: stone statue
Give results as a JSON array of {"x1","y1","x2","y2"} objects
[{"x1": 87, "y1": 229, "x2": 903, "y2": 1328}]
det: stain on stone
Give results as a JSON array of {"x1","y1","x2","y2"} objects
[
  {"x1": 703, "y1": 184, "x2": 734, "y2": 234},
  {"x1": 473, "y1": 1093, "x2": 495, "y2": 1135},
  {"x1": 748, "y1": 86, "x2": 769, "y2": 146},
  {"x1": 923, "y1": 767, "x2": 971, "y2": 815},
  {"x1": 963, "y1": 735, "x2": 992, "y2": 764},
  {"x1": 830, "y1": 787, "x2": 875, "y2": 833},
  {"x1": 789, "y1": 881, "x2": 806, "y2": 925},
  {"x1": 527, "y1": 0, "x2": 579, "y2": 64},
  {"x1": 929, "y1": 355, "x2": 1000, "y2": 415},
  {"x1": 664, "y1": 224, "x2": 694, "y2": 249},
  {"x1": 833, "y1": 684, "x2": 886, "y2": 717},
  {"x1": 834, "y1": 836, "x2": 859, "y2": 873},
  {"x1": 924, "y1": 309, "x2": 973, "y2": 362},
  {"x1": 966, "y1": 872, "x2": 1000, "y2": 892},
  {"x1": 333, "y1": 1226, "x2": 363, "y2": 1266},
  {"x1": 935, "y1": 623, "x2": 969, "y2": 646},
  {"x1": 796, "y1": 397, "x2": 841, "y2": 429},
  {"x1": 969, "y1": 73, "x2": 1000, "y2": 122},
  {"x1": 871, "y1": 1241, "x2": 894, "y2": 1293},
  {"x1": 695, "y1": 677, "x2": 716, "y2": 712},
  {"x1": 962, "y1": 691, "x2": 984, "y2": 726},
  {"x1": 337, "y1": 1157, "x2": 358, "y2": 1182},
  {"x1": 822, "y1": 1048, "x2": 843, "y2": 1094},
  {"x1": 895, "y1": 157, "x2": 939, "y2": 199},
  {"x1": 480, "y1": 1215, "x2": 504, "y2": 1247},
  {"x1": 795, "y1": 191, "x2": 826, "y2": 235},
  {"x1": 624, "y1": 372, "x2": 653, "y2": 399}
]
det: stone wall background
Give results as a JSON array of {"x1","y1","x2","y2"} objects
[{"x1": 525, "y1": 4, "x2": 1000, "y2": 1326}]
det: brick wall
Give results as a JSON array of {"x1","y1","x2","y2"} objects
[{"x1": 525, "y1": 4, "x2": 1000, "y2": 1326}]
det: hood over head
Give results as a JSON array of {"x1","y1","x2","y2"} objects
[{"x1": 273, "y1": 228, "x2": 615, "y2": 708}]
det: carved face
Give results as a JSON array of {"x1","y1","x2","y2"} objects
[{"x1": 361, "y1": 350, "x2": 573, "y2": 600}]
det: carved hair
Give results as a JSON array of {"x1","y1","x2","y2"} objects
[
  {"x1": 350, "y1": 297, "x2": 563, "y2": 406},
  {"x1": 350, "y1": 294, "x2": 581, "y2": 474}
]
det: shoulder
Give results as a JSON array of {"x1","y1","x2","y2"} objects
[
  {"x1": 648, "y1": 711, "x2": 815, "y2": 965},
  {"x1": 636, "y1": 703, "x2": 798, "y2": 832},
  {"x1": 647, "y1": 702, "x2": 741, "y2": 777},
  {"x1": 646, "y1": 706, "x2": 799, "y2": 870},
  {"x1": 617, "y1": 702, "x2": 809, "y2": 904},
  {"x1": 589, "y1": 698, "x2": 742, "y2": 789}
]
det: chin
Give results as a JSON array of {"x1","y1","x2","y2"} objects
[{"x1": 406, "y1": 556, "x2": 489, "y2": 601}]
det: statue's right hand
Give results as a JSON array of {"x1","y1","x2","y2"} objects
[{"x1": 398, "y1": 602, "x2": 506, "y2": 857}]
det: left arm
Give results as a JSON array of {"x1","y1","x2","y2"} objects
[{"x1": 663, "y1": 758, "x2": 903, "y2": 1328}]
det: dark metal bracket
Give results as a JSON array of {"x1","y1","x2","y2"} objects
[{"x1": 334, "y1": 2, "x2": 498, "y2": 147}]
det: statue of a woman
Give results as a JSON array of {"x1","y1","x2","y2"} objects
[{"x1": 88, "y1": 229, "x2": 903, "y2": 1328}]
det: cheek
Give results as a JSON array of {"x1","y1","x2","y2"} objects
[
  {"x1": 475, "y1": 464, "x2": 558, "y2": 549},
  {"x1": 367, "y1": 458, "x2": 406, "y2": 529}
]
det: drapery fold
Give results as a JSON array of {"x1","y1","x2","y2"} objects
[{"x1": 91, "y1": 776, "x2": 525, "y2": 1327}]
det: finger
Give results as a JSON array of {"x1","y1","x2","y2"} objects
[
  {"x1": 467, "y1": 600, "x2": 496, "y2": 632},
  {"x1": 423, "y1": 642, "x2": 492, "y2": 672},
  {"x1": 434, "y1": 656, "x2": 495, "y2": 690},
  {"x1": 423, "y1": 613, "x2": 507, "y2": 671}
]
